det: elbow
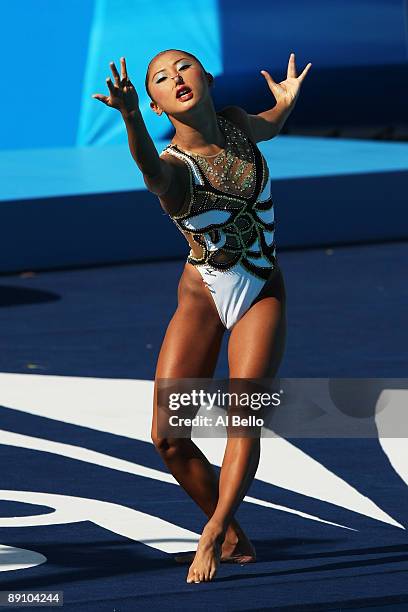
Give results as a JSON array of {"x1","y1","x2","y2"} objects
[{"x1": 143, "y1": 165, "x2": 171, "y2": 196}]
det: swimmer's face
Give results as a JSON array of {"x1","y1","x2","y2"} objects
[{"x1": 147, "y1": 50, "x2": 212, "y2": 117}]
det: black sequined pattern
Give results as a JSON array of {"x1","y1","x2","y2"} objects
[{"x1": 161, "y1": 116, "x2": 277, "y2": 281}]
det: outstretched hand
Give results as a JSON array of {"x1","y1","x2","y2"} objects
[
  {"x1": 260, "y1": 53, "x2": 312, "y2": 109},
  {"x1": 92, "y1": 57, "x2": 139, "y2": 115}
]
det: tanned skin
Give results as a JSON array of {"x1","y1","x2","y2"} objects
[{"x1": 93, "y1": 50, "x2": 311, "y2": 583}]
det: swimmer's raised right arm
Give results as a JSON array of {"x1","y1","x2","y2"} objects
[{"x1": 92, "y1": 57, "x2": 184, "y2": 212}]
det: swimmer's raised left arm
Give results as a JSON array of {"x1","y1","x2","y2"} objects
[
  {"x1": 251, "y1": 53, "x2": 312, "y2": 141},
  {"x1": 222, "y1": 53, "x2": 311, "y2": 143}
]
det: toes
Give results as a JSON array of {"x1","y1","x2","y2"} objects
[
  {"x1": 238, "y1": 554, "x2": 256, "y2": 563},
  {"x1": 187, "y1": 574, "x2": 197, "y2": 583},
  {"x1": 187, "y1": 567, "x2": 201, "y2": 584},
  {"x1": 221, "y1": 553, "x2": 256, "y2": 564}
]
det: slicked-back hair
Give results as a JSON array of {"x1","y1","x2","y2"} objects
[{"x1": 144, "y1": 49, "x2": 207, "y2": 101}]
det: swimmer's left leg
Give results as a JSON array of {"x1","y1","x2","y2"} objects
[{"x1": 186, "y1": 268, "x2": 286, "y2": 583}]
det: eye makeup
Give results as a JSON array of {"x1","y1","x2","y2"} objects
[{"x1": 153, "y1": 59, "x2": 193, "y2": 84}]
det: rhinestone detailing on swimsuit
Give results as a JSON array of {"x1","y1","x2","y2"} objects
[
  {"x1": 160, "y1": 114, "x2": 277, "y2": 329},
  {"x1": 177, "y1": 119, "x2": 256, "y2": 196}
]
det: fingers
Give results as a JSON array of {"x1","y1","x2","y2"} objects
[
  {"x1": 298, "y1": 62, "x2": 312, "y2": 83},
  {"x1": 110, "y1": 61, "x2": 121, "y2": 86},
  {"x1": 287, "y1": 52, "x2": 297, "y2": 79},
  {"x1": 92, "y1": 93, "x2": 109, "y2": 105},
  {"x1": 286, "y1": 53, "x2": 312, "y2": 83},
  {"x1": 260, "y1": 70, "x2": 279, "y2": 95},
  {"x1": 106, "y1": 77, "x2": 115, "y2": 95},
  {"x1": 91, "y1": 58, "x2": 132, "y2": 106},
  {"x1": 120, "y1": 56, "x2": 128, "y2": 81}
]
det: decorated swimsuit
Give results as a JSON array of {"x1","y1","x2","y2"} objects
[{"x1": 160, "y1": 114, "x2": 277, "y2": 330}]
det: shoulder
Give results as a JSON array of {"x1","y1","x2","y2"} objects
[
  {"x1": 159, "y1": 147, "x2": 189, "y2": 176},
  {"x1": 159, "y1": 146, "x2": 180, "y2": 164},
  {"x1": 156, "y1": 148, "x2": 191, "y2": 217},
  {"x1": 217, "y1": 106, "x2": 255, "y2": 142}
]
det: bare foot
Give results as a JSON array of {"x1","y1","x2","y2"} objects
[
  {"x1": 218, "y1": 524, "x2": 256, "y2": 563},
  {"x1": 175, "y1": 525, "x2": 256, "y2": 565},
  {"x1": 186, "y1": 525, "x2": 223, "y2": 583}
]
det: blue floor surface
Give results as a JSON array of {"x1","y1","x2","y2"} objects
[
  {"x1": 0, "y1": 240, "x2": 406, "y2": 378},
  {"x1": 0, "y1": 240, "x2": 407, "y2": 610}
]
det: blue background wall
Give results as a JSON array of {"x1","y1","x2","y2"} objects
[
  {"x1": 1, "y1": 0, "x2": 407, "y2": 273},
  {"x1": 1, "y1": 0, "x2": 407, "y2": 151},
  {"x1": 0, "y1": 0, "x2": 94, "y2": 150}
]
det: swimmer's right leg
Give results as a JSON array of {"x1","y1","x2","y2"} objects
[{"x1": 151, "y1": 296, "x2": 256, "y2": 564}]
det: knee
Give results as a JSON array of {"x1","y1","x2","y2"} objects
[{"x1": 151, "y1": 432, "x2": 185, "y2": 458}]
